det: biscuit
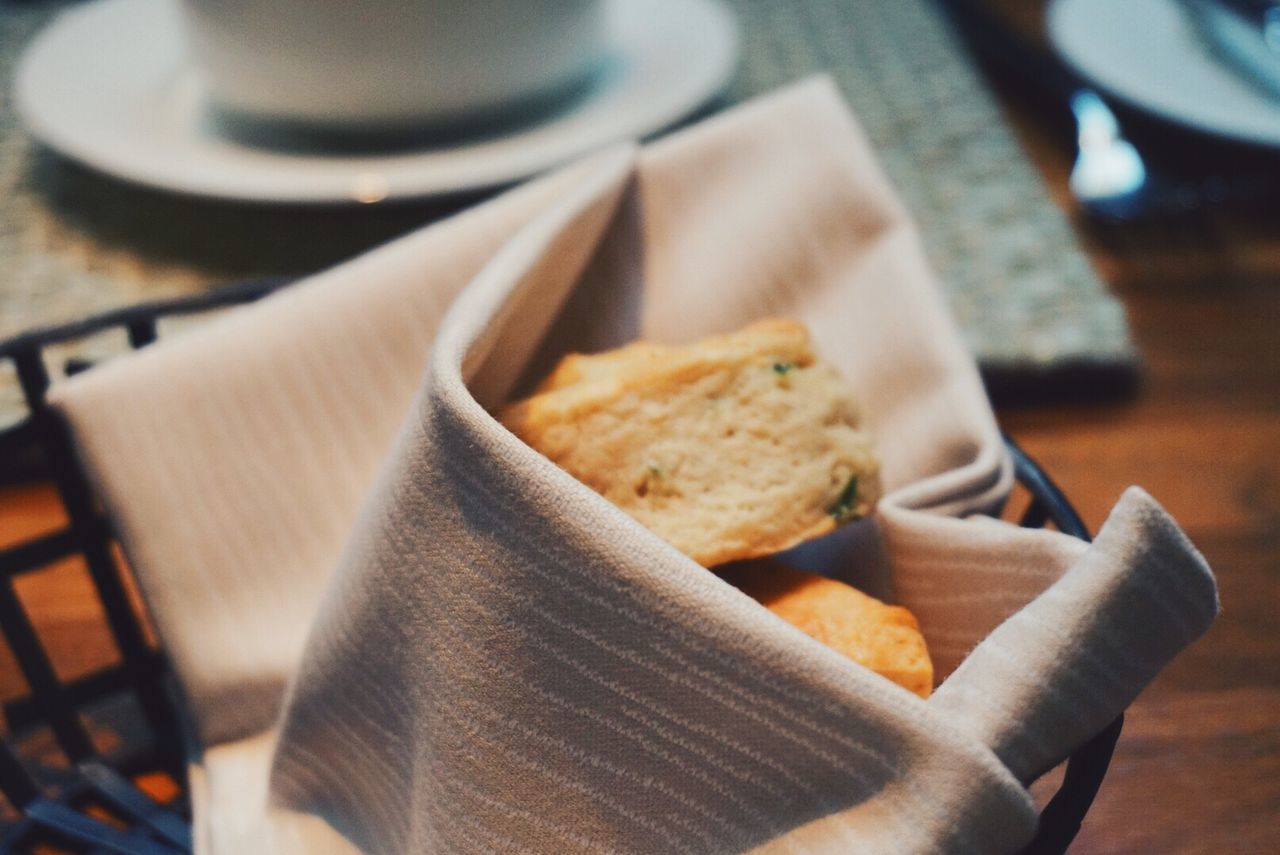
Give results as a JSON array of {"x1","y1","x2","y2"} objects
[
  {"x1": 500, "y1": 319, "x2": 880, "y2": 567},
  {"x1": 722, "y1": 560, "x2": 933, "y2": 698}
]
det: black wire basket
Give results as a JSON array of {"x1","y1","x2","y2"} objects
[{"x1": 0, "y1": 280, "x2": 1122, "y2": 854}]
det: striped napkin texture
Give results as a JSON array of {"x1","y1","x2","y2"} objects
[{"x1": 50, "y1": 79, "x2": 1216, "y2": 854}]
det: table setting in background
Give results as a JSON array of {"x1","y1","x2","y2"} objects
[
  {"x1": 1, "y1": 0, "x2": 1278, "y2": 853},
  {"x1": 0, "y1": 0, "x2": 1141, "y2": 429}
]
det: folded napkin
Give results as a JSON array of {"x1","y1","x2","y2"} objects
[{"x1": 49, "y1": 78, "x2": 1217, "y2": 854}]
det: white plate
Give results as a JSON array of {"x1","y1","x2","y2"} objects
[
  {"x1": 15, "y1": 0, "x2": 738, "y2": 204},
  {"x1": 1048, "y1": 0, "x2": 1280, "y2": 149}
]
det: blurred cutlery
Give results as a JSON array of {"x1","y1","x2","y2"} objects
[
  {"x1": 1181, "y1": 0, "x2": 1280, "y2": 100},
  {"x1": 942, "y1": 0, "x2": 1280, "y2": 221},
  {"x1": 1067, "y1": 91, "x2": 1147, "y2": 215}
]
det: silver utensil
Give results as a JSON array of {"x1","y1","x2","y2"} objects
[
  {"x1": 943, "y1": 0, "x2": 1279, "y2": 222},
  {"x1": 1067, "y1": 91, "x2": 1148, "y2": 211},
  {"x1": 1181, "y1": 0, "x2": 1280, "y2": 100},
  {"x1": 1201, "y1": 0, "x2": 1280, "y2": 49}
]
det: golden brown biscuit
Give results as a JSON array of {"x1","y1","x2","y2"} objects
[
  {"x1": 721, "y1": 560, "x2": 933, "y2": 698},
  {"x1": 500, "y1": 319, "x2": 880, "y2": 567}
]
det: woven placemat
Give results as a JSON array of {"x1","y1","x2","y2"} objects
[{"x1": 0, "y1": 0, "x2": 1134, "y2": 425}]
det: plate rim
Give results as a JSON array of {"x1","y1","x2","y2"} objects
[
  {"x1": 1047, "y1": 0, "x2": 1280, "y2": 151},
  {"x1": 14, "y1": 0, "x2": 740, "y2": 205}
]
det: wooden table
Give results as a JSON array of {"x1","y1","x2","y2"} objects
[
  {"x1": 2, "y1": 11, "x2": 1278, "y2": 854},
  {"x1": 998, "y1": 157, "x2": 1280, "y2": 852},
  {"x1": 981, "y1": 4, "x2": 1280, "y2": 848}
]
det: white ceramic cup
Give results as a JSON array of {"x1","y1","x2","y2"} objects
[{"x1": 178, "y1": 0, "x2": 605, "y2": 132}]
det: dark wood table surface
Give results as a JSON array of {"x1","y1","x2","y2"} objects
[
  {"x1": 997, "y1": 137, "x2": 1280, "y2": 853},
  {"x1": 1, "y1": 5, "x2": 1278, "y2": 853},
  {"x1": 982, "y1": 3, "x2": 1280, "y2": 850}
]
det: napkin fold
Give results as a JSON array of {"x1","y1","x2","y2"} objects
[{"x1": 50, "y1": 78, "x2": 1217, "y2": 854}]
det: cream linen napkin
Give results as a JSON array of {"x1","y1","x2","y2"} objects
[{"x1": 49, "y1": 78, "x2": 1217, "y2": 854}]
